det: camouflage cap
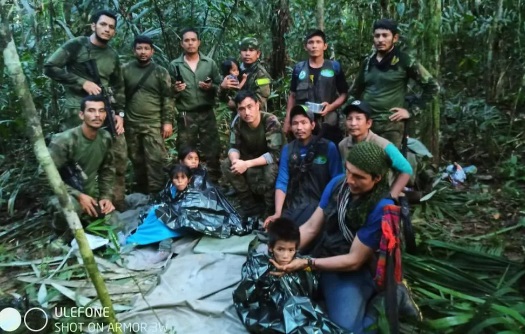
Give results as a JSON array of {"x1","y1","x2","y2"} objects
[{"x1": 239, "y1": 37, "x2": 260, "y2": 50}]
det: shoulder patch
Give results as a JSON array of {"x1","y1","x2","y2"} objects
[{"x1": 255, "y1": 78, "x2": 271, "y2": 86}]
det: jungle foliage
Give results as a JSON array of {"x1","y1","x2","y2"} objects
[{"x1": 1, "y1": 0, "x2": 524, "y2": 333}]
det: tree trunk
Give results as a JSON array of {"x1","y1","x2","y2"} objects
[
  {"x1": 0, "y1": 5, "x2": 122, "y2": 333},
  {"x1": 316, "y1": 0, "x2": 324, "y2": 31},
  {"x1": 420, "y1": 0, "x2": 441, "y2": 162},
  {"x1": 486, "y1": 0, "x2": 504, "y2": 101},
  {"x1": 270, "y1": 0, "x2": 289, "y2": 79}
]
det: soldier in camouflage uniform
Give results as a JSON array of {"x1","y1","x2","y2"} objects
[
  {"x1": 221, "y1": 91, "x2": 285, "y2": 217},
  {"x1": 122, "y1": 36, "x2": 174, "y2": 194},
  {"x1": 220, "y1": 37, "x2": 272, "y2": 112},
  {"x1": 48, "y1": 96, "x2": 115, "y2": 233},
  {"x1": 169, "y1": 28, "x2": 222, "y2": 182},
  {"x1": 44, "y1": 10, "x2": 128, "y2": 211},
  {"x1": 349, "y1": 19, "x2": 440, "y2": 147}
]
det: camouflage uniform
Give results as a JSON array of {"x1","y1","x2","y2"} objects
[
  {"x1": 47, "y1": 126, "x2": 115, "y2": 230},
  {"x1": 122, "y1": 60, "x2": 174, "y2": 194},
  {"x1": 44, "y1": 36, "x2": 128, "y2": 210},
  {"x1": 221, "y1": 112, "x2": 284, "y2": 216},
  {"x1": 239, "y1": 38, "x2": 272, "y2": 112},
  {"x1": 349, "y1": 47, "x2": 440, "y2": 147},
  {"x1": 169, "y1": 52, "x2": 222, "y2": 182}
]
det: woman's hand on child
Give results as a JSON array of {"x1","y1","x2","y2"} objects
[{"x1": 269, "y1": 258, "x2": 308, "y2": 276}]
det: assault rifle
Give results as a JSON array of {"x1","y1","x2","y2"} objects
[
  {"x1": 84, "y1": 59, "x2": 118, "y2": 138},
  {"x1": 59, "y1": 162, "x2": 87, "y2": 192}
]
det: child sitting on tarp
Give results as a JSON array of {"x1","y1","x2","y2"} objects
[
  {"x1": 125, "y1": 147, "x2": 248, "y2": 258},
  {"x1": 233, "y1": 218, "x2": 348, "y2": 334},
  {"x1": 126, "y1": 164, "x2": 192, "y2": 257}
]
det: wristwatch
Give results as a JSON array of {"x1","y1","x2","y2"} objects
[{"x1": 118, "y1": 112, "x2": 125, "y2": 118}]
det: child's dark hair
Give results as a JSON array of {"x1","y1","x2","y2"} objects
[
  {"x1": 178, "y1": 146, "x2": 199, "y2": 162},
  {"x1": 221, "y1": 58, "x2": 239, "y2": 76},
  {"x1": 268, "y1": 217, "x2": 300, "y2": 248},
  {"x1": 169, "y1": 164, "x2": 192, "y2": 179}
]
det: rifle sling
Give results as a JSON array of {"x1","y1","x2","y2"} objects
[{"x1": 126, "y1": 64, "x2": 156, "y2": 101}]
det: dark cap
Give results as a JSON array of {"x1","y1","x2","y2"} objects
[
  {"x1": 343, "y1": 100, "x2": 373, "y2": 118},
  {"x1": 239, "y1": 37, "x2": 260, "y2": 50},
  {"x1": 290, "y1": 105, "x2": 314, "y2": 124},
  {"x1": 304, "y1": 29, "x2": 326, "y2": 43},
  {"x1": 373, "y1": 19, "x2": 398, "y2": 34}
]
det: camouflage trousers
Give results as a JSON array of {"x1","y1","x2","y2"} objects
[
  {"x1": 63, "y1": 108, "x2": 128, "y2": 211},
  {"x1": 125, "y1": 125, "x2": 168, "y2": 194},
  {"x1": 176, "y1": 108, "x2": 221, "y2": 182},
  {"x1": 372, "y1": 120, "x2": 404, "y2": 148},
  {"x1": 221, "y1": 158, "x2": 278, "y2": 216}
]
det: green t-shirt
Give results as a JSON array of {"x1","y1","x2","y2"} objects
[
  {"x1": 122, "y1": 60, "x2": 175, "y2": 127},
  {"x1": 230, "y1": 112, "x2": 284, "y2": 163},
  {"x1": 48, "y1": 126, "x2": 115, "y2": 199}
]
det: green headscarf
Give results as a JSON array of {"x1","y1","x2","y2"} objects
[{"x1": 343, "y1": 142, "x2": 390, "y2": 232}]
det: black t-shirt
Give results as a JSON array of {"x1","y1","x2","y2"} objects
[{"x1": 290, "y1": 62, "x2": 349, "y2": 94}]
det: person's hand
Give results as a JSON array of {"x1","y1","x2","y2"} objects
[
  {"x1": 220, "y1": 77, "x2": 239, "y2": 90},
  {"x1": 389, "y1": 107, "x2": 410, "y2": 122},
  {"x1": 319, "y1": 102, "x2": 332, "y2": 116},
  {"x1": 269, "y1": 258, "x2": 308, "y2": 276},
  {"x1": 174, "y1": 81, "x2": 186, "y2": 92},
  {"x1": 198, "y1": 80, "x2": 213, "y2": 91},
  {"x1": 82, "y1": 81, "x2": 102, "y2": 95},
  {"x1": 231, "y1": 159, "x2": 249, "y2": 175},
  {"x1": 263, "y1": 213, "x2": 281, "y2": 229},
  {"x1": 78, "y1": 193, "x2": 99, "y2": 217},
  {"x1": 114, "y1": 115, "x2": 125, "y2": 135},
  {"x1": 238, "y1": 73, "x2": 248, "y2": 89},
  {"x1": 162, "y1": 123, "x2": 173, "y2": 139},
  {"x1": 98, "y1": 199, "x2": 115, "y2": 214}
]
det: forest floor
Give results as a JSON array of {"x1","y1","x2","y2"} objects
[{"x1": 0, "y1": 133, "x2": 524, "y2": 333}]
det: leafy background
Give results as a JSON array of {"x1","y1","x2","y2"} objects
[{"x1": 1, "y1": 0, "x2": 524, "y2": 333}]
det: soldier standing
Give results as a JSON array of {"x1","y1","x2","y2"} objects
[
  {"x1": 220, "y1": 37, "x2": 272, "y2": 112},
  {"x1": 170, "y1": 28, "x2": 222, "y2": 183},
  {"x1": 122, "y1": 36, "x2": 174, "y2": 194},
  {"x1": 44, "y1": 9, "x2": 128, "y2": 211},
  {"x1": 349, "y1": 19, "x2": 440, "y2": 147},
  {"x1": 284, "y1": 30, "x2": 349, "y2": 142}
]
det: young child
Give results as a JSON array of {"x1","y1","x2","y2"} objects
[
  {"x1": 233, "y1": 218, "x2": 346, "y2": 333},
  {"x1": 179, "y1": 146, "x2": 200, "y2": 170},
  {"x1": 221, "y1": 58, "x2": 248, "y2": 118},
  {"x1": 221, "y1": 58, "x2": 247, "y2": 88},
  {"x1": 126, "y1": 164, "x2": 192, "y2": 256},
  {"x1": 267, "y1": 217, "x2": 300, "y2": 266}
]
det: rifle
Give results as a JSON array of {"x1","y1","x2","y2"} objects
[
  {"x1": 59, "y1": 162, "x2": 87, "y2": 192},
  {"x1": 84, "y1": 59, "x2": 118, "y2": 138}
]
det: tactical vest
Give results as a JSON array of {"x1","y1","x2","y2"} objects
[
  {"x1": 294, "y1": 60, "x2": 339, "y2": 105},
  {"x1": 313, "y1": 176, "x2": 369, "y2": 258},
  {"x1": 284, "y1": 137, "x2": 331, "y2": 211}
]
